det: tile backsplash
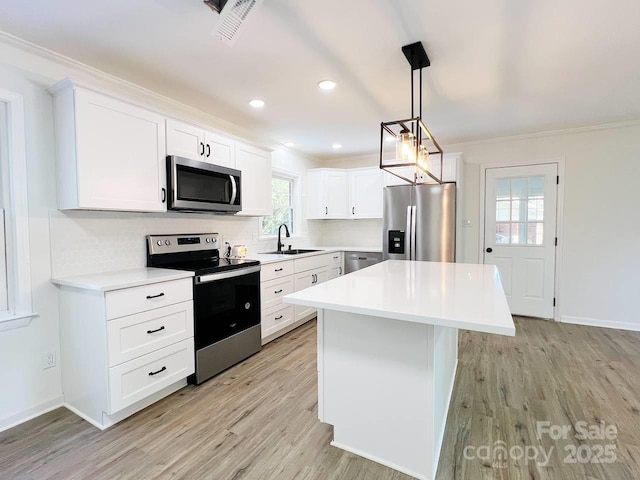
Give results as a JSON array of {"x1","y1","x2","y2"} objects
[{"x1": 49, "y1": 210, "x2": 322, "y2": 278}]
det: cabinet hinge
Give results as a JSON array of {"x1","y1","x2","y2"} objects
[
  {"x1": 557, "y1": 175, "x2": 560, "y2": 185},
  {"x1": 553, "y1": 298, "x2": 556, "y2": 307}
]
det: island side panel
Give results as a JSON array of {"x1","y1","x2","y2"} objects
[
  {"x1": 432, "y1": 325, "x2": 459, "y2": 478},
  {"x1": 321, "y1": 309, "x2": 436, "y2": 480}
]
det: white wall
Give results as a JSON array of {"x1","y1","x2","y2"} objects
[
  {"x1": 448, "y1": 123, "x2": 640, "y2": 330},
  {"x1": 0, "y1": 38, "x2": 321, "y2": 430}
]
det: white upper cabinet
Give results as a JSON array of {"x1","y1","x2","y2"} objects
[
  {"x1": 235, "y1": 142, "x2": 273, "y2": 217},
  {"x1": 51, "y1": 80, "x2": 167, "y2": 212},
  {"x1": 306, "y1": 169, "x2": 349, "y2": 219},
  {"x1": 349, "y1": 168, "x2": 383, "y2": 219},
  {"x1": 166, "y1": 119, "x2": 235, "y2": 168},
  {"x1": 307, "y1": 168, "x2": 382, "y2": 219}
]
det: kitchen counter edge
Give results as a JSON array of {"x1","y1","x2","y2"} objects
[{"x1": 51, "y1": 268, "x2": 195, "y2": 292}]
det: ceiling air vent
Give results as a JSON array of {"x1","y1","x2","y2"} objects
[{"x1": 207, "y1": 0, "x2": 265, "y2": 46}]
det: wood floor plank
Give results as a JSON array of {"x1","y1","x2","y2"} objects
[{"x1": 2, "y1": 317, "x2": 640, "y2": 479}]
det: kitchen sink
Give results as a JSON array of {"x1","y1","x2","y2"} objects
[{"x1": 262, "y1": 249, "x2": 322, "y2": 255}]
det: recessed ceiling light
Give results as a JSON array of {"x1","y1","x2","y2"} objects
[
  {"x1": 318, "y1": 80, "x2": 337, "y2": 91},
  {"x1": 249, "y1": 99, "x2": 265, "y2": 108},
  {"x1": 332, "y1": 143, "x2": 342, "y2": 149},
  {"x1": 284, "y1": 142, "x2": 295, "y2": 147}
]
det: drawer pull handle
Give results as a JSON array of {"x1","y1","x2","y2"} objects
[
  {"x1": 274, "y1": 268, "x2": 284, "y2": 272},
  {"x1": 146, "y1": 293, "x2": 165, "y2": 299},
  {"x1": 230, "y1": 323, "x2": 237, "y2": 328},
  {"x1": 275, "y1": 315, "x2": 283, "y2": 320},
  {"x1": 274, "y1": 289, "x2": 283, "y2": 294},
  {"x1": 333, "y1": 256, "x2": 339, "y2": 259},
  {"x1": 147, "y1": 326, "x2": 165, "y2": 334},
  {"x1": 149, "y1": 366, "x2": 167, "y2": 376}
]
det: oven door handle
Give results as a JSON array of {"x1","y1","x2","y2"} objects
[
  {"x1": 229, "y1": 175, "x2": 238, "y2": 205},
  {"x1": 196, "y1": 265, "x2": 261, "y2": 284}
]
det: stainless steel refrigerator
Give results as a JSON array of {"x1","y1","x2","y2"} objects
[{"x1": 383, "y1": 183, "x2": 456, "y2": 262}]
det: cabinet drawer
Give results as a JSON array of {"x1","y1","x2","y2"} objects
[
  {"x1": 327, "y1": 252, "x2": 343, "y2": 268},
  {"x1": 108, "y1": 338, "x2": 194, "y2": 414},
  {"x1": 106, "y1": 278, "x2": 192, "y2": 319},
  {"x1": 261, "y1": 303, "x2": 294, "y2": 339},
  {"x1": 107, "y1": 301, "x2": 194, "y2": 366},
  {"x1": 294, "y1": 253, "x2": 332, "y2": 273},
  {"x1": 260, "y1": 260, "x2": 294, "y2": 282},
  {"x1": 261, "y1": 276, "x2": 295, "y2": 311}
]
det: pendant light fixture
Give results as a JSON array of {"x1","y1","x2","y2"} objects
[{"x1": 380, "y1": 42, "x2": 443, "y2": 185}]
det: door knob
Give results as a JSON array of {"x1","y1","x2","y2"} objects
[{"x1": 486, "y1": 247, "x2": 493, "y2": 253}]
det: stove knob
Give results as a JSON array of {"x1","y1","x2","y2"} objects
[
  {"x1": 157, "y1": 240, "x2": 163, "y2": 246},
  {"x1": 165, "y1": 240, "x2": 171, "y2": 246},
  {"x1": 206, "y1": 238, "x2": 211, "y2": 243}
]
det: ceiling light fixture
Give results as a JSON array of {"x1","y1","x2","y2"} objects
[
  {"x1": 332, "y1": 143, "x2": 342, "y2": 149},
  {"x1": 284, "y1": 142, "x2": 295, "y2": 147},
  {"x1": 318, "y1": 80, "x2": 337, "y2": 91},
  {"x1": 380, "y1": 42, "x2": 443, "y2": 185},
  {"x1": 249, "y1": 99, "x2": 265, "y2": 108}
]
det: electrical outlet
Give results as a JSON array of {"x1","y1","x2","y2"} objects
[{"x1": 43, "y1": 351, "x2": 56, "y2": 369}]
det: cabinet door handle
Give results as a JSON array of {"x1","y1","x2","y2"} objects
[
  {"x1": 161, "y1": 188, "x2": 166, "y2": 203},
  {"x1": 148, "y1": 366, "x2": 167, "y2": 376},
  {"x1": 274, "y1": 289, "x2": 283, "y2": 294},
  {"x1": 352, "y1": 207, "x2": 355, "y2": 215},
  {"x1": 325, "y1": 206, "x2": 328, "y2": 215},
  {"x1": 146, "y1": 293, "x2": 165, "y2": 299},
  {"x1": 275, "y1": 315, "x2": 283, "y2": 320},
  {"x1": 200, "y1": 142, "x2": 205, "y2": 156},
  {"x1": 333, "y1": 256, "x2": 339, "y2": 259},
  {"x1": 274, "y1": 268, "x2": 284, "y2": 272},
  {"x1": 147, "y1": 326, "x2": 165, "y2": 334},
  {"x1": 206, "y1": 144, "x2": 211, "y2": 158},
  {"x1": 339, "y1": 267, "x2": 342, "y2": 275}
]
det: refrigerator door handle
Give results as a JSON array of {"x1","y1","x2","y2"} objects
[
  {"x1": 411, "y1": 205, "x2": 417, "y2": 261},
  {"x1": 406, "y1": 205, "x2": 412, "y2": 260}
]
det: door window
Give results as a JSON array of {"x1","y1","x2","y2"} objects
[{"x1": 495, "y1": 176, "x2": 545, "y2": 245}]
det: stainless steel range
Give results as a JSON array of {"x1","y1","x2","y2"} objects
[{"x1": 147, "y1": 233, "x2": 261, "y2": 385}]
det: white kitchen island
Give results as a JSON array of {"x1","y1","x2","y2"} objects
[{"x1": 283, "y1": 260, "x2": 515, "y2": 480}]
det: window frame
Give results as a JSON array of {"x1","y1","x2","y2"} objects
[
  {"x1": 0, "y1": 88, "x2": 36, "y2": 331},
  {"x1": 260, "y1": 168, "x2": 300, "y2": 239}
]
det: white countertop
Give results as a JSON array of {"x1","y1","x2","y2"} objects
[
  {"x1": 252, "y1": 246, "x2": 382, "y2": 265},
  {"x1": 51, "y1": 268, "x2": 194, "y2": 292},
  {"x1": 284, "y1": 260, "x2": 515, "y2": 336}
]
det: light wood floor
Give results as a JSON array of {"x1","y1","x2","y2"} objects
[{"x1": 2, "y1": 317, "x2": 640, "y2": 479}]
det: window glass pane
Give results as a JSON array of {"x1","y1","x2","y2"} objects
[
  {"x1": 528, "y1": 176, "x2": 544, "y2": 196},
  {"x1": 527, "y1": 223, "x2": 544, "y2": 245},
  {"x1": 496, "y1": 223, "x2": 510, "y2": 244},
  {"x1": 496, "y1": 200, "x2": 510, "y2": 221},
  {"x1": 511, "y1": 199, "x2": 521, "y2": 222},
  {"x1": 496, "y1": 178, "x2": 510, "y2": 199},
  {"x1": 511, "y1": 177, "x2": 527, "y2": 199},
  {"x1": 262, "y1": 176, "x2": 294, "y2": 235},
  {"x1": 527, "y1": 198, "x2": 544, "y2": 221},
  {"x1": 271, "y1": 177, "x2": 291, "y2": 206},
  {"x1": 510, "y1": 223, "x2": 527, "y2": 244}
]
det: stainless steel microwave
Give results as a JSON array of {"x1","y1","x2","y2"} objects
[{"x1": 167, "y1": 156, "x2": 241, "y2": 213}]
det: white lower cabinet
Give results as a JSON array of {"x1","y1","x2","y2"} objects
[
  {"x1": 57, "y1": 275, "x2": 195, "y2": 430},
  {"x1": 260, "y1": 252, "x2": 343, "y2": 344}
]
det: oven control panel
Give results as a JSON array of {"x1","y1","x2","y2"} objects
[{"x1": 147, "y1": 233, "x2": 220, "y2": 255}]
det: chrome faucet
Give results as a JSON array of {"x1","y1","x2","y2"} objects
[{"x1": 277, "y1": 224, "x2": 290, "y2": 253}]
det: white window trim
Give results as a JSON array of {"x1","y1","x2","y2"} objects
[
  {"x1": 260, "y1": 167, "x2": 304, "y2": 240},
  {"x1": 0, "y1": 88, "x2": 36, "y2": 331}
]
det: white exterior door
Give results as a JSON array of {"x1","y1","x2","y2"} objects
[{"x1": 484, "y1": 164, "x2": 558, "y2": 318}]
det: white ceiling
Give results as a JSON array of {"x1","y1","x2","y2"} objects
[{"x1": 1, "y1": 0, "x2": 639, "y2": 159}]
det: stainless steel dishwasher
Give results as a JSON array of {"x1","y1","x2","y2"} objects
[{"x1": 344, "y1": 251, "x2": 383, "y2": 274}]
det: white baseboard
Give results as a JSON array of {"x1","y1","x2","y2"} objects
[
  {"x1": 0, "y1": 395, "x2": 64, "y2": 433},
  {"x1": 561, "y1": 315, "x2": 640, "y2": 332}
]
